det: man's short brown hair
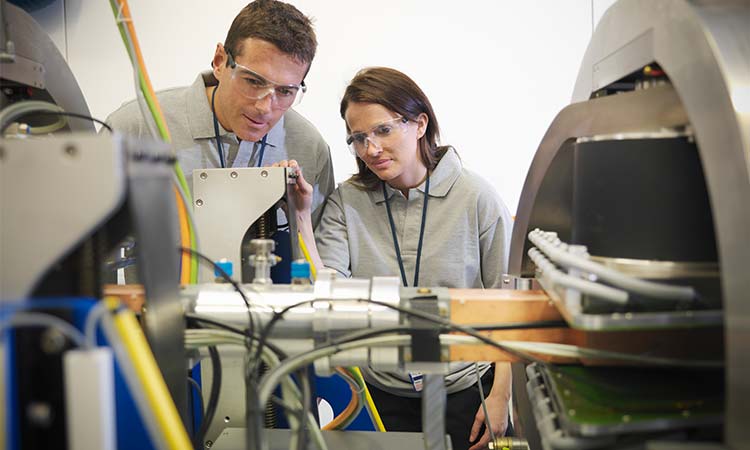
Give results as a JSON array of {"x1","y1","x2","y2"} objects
[{"x1": 224, "y1": 0, "x2": 317, "y2": 66}]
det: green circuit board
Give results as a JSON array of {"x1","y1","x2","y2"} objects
[{"x1": 541, "y1": 365, "x2": 723, "y2": 435}]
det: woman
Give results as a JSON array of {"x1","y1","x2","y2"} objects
[{"x1": 284, "y1": 67, "x2": 513, "y2": 450}]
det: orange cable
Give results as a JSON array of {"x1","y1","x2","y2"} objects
[
  {"x1": 322, "y1": 368, "x2": 360, "y2": 430},
  {"x1": 116, "y1": 0, "x2": 171, "y2": 141},
  {"x1": 174, "y1": 186, "x2": 190, "y2": 284}
]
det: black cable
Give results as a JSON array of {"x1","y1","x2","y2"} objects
[
  {"x1": 186, "y1": 313, "x2": 245, "y2": 335},
  {"x1": 296, "y1": 367, "x2": 311, "y2": 450},
  {"x1": 195, "y1": 346, "x2": 221, "y2": 450},
  {"x1": 466, "y1": 320, "x2": 568, "y2": 331},
  {"x1": 188, "y1": 376, "x2": 204, "y2": 415},
  {"x1": 34, "y1": 110, "x2": 113, "y2": 132},
  {"x1": 360, "y1": 298, "x2": 548, "y2": 364},
  {"x1": 251, "y1": 300, "x2": 311, "y2": 380},
  {"x1": 179, "y1": 247, "x2": 255, "y2": 339},
  {"x1": 330, "y1": 326, "x2": 410, "y2": 346},
  {"x1": 186, "y1": 314, "x2": 287, "y2": 359},
  {"x1": 254, "y1": 298, "x2": 550, "y2": 378},
  {"x1": 329, "y1": 320, "x2": 567, "y2": 346}
]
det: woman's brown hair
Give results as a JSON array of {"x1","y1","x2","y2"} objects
[{"x1": 340, "y1": 67, "x2": 450, "y2": 190}]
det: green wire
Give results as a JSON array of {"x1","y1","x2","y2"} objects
[
  {"x1": 110, "y1": 0, "x2": 198, "y2": 283},
  {"x1": 346, "y1": 367, "x2": 379, "y2": 429}
]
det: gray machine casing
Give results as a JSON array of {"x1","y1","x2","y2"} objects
[{"x1": 508, "y1": 1, "x2": 749, "y2": 448}]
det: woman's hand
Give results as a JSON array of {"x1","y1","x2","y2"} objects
[
  {"x1": 272, "y1": 160, "x2": 313, "y2": 214},
  {"x1": 468, "y1": 390, "x2": 509, "y2": 450},
  {"x1": 468, "y1": 363, "x2": 511, "y2": 450}
]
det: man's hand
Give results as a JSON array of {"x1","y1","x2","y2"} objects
[
  {"x1": 272, "y1": 159, "x2": 313, "y2": 214},
  {"x1": 468, "y1": 392, "x2": 509, "y2": 450}
]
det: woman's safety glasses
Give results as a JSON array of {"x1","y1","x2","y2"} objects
[{"x1": 346, "y1": 116, "x2": 410, "y2": 156}]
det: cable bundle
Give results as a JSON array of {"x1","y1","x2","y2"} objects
[{"x1": 108, "y1": 0, "x2": 198, "y2": 284}]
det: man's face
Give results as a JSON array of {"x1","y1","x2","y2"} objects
[{"x1": 212, "y1": 38, "x2": 309, "y2": 142}]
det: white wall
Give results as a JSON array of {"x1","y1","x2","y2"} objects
[{"x1": 31, "y1": 0, "x2": 620, "y2": 214}]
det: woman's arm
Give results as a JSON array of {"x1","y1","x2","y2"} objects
[{"x1": 468, "y1": 362, "x2": 511, "y2": 450}]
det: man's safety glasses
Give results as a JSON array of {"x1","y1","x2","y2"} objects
[{"x1": 227, "y1": 50, "x2": 306, "y2": 109}]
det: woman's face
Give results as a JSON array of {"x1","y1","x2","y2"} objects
[{"x1": 344, "y1": 102, "x2": 428, "y2": 190}]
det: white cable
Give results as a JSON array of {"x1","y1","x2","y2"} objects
[
  {"x1": 0, "y1": 312, "x2": 88, "y2": 348},
  {"x1": 184, "y1": 329, "x2": 328, "y2": 450},
  {"x1": 529, "y1": 229, "x2": 696, "y2": 301},
  {"x1": 441, "y1": 335, "x2": 722, "y2": 368},
  {"x1": 115, "y1": 4, "x2": 159, "y2": 140},
  {"x1": 84, "y1": 301, "x2": 112, "y2": 348},
  {"x1": 528, "y1": 248, "x2": 628, "y2": 304},
  {"x1": 258, "y1": 335, "x2": 409, "y2": 411},
  {"x1": 0, "y1": 100, "x2": 65, "y2": 133}
]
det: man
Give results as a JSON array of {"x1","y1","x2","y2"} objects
[{"x1": 107, "y1": 0, "x2": 334, "y2": 220}]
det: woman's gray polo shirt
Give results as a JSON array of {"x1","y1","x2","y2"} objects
[{"x1": 315, "y1": 148, "x2": 513, "y2": 395}]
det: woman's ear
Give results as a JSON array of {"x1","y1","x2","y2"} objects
[{"x1": 415, "y1": 113, "x2": 429, "y2": 139}]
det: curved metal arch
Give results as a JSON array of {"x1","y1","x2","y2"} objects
[{"x1": 509, "y1": 1, "x2": 750, "y2": 446}]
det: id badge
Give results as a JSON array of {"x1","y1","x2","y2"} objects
[{"x1": 409, "y1": 371, "x2": 424, "y2": 392}]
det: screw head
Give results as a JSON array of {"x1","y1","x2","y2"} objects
[
  {"x1": 261, "y1": 170, "x2": 268, "y2": 178},
  {"x1": 205, "y1": 440, "x2": 213, "y2": 448},
  {"x1": 230, "y1": 171, "x2": 238, "y2": 179},
  {"x1": 199, "y1": 172, "x2": 207, "y2": 180},
  {"x1": 64, "y1": 145, "x2": 77, "y2": 157},
  {"x1": 196, "y1": 199, "x2": 204, "y2": 207},
  {"x1": 40, "y1": 328, "x2": 67, "y2": 354}
]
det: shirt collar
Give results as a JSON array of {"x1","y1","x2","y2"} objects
[
  {"x1": 186, "y1": 70, "x2": 280, "y2": 148},
  {"x1": 371, "y1": 147, "x2": 462, "y2": 204}
]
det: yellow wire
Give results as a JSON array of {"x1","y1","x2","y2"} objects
[
  {"x1": 297, "y1": 232, "x2": 317, "y2": 280},
  {"x1": 110, "y1": 0, "x2": 198, "y2": 283},
  {"x1": 350, "y1": 367, "x2": 386, "y2": 432},
  {"x1": 112, "y1": 307, "x2": 192, "y2": 450}
]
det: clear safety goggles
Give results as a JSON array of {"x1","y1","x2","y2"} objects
[
  {"x1": 227, "y1": 50, "x2": 306, "y2": 109},
  {"x1": 346, "y1": 116, "x2": 410, "y2": 155}
]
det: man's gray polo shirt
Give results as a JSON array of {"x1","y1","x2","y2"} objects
[
  {"x1": 106, "y1": 71, "x2": 335, "y2": 221},
  {"x1": 315, "y1": 148, "x2": 513, "y2": 395}
]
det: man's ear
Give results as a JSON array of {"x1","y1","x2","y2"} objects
[{"x1": 212, "y1": 43, "x2": 227, "y2": 78}]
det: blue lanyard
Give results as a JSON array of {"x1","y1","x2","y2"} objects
[
  {"x1": 211, "y1": 85, "x2": 268, "y2": 168},
  {"x1": 256, "y1": 134, "x2": 268, "y2": 167},
  {"x1": 383, "y1": 175, "x2": 430, "y2": 287}
]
